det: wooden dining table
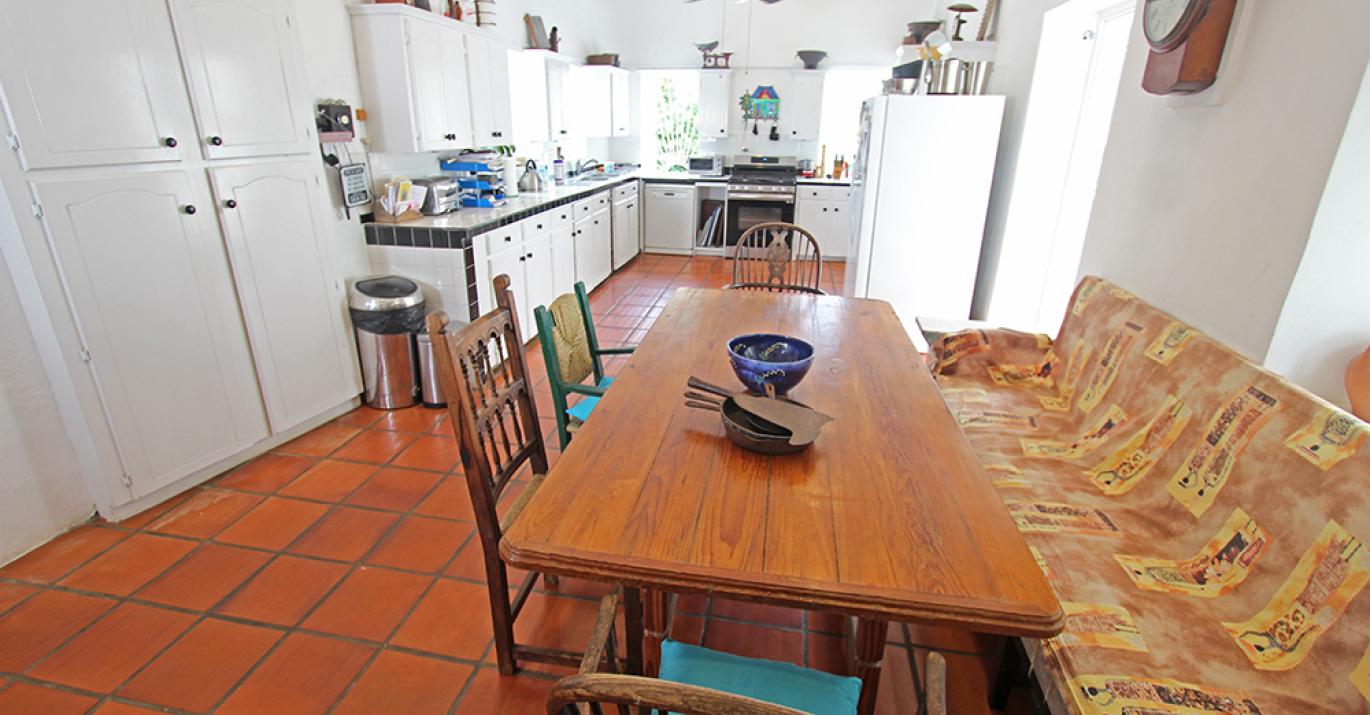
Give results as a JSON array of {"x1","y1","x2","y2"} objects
[{"x1": 501, "y1": 288, "x2": 1062, "y2": 714}]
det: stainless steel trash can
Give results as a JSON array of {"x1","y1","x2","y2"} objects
[
  {"x1": 415, "y1": 329, "x2": 446, "y2": 407},
  {"x1": 348, "y1": 276, "x2": 425, "y2": 409}
]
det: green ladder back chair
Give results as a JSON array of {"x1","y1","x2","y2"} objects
[{"x1": 534, "y1": 281, "x2": 635, "y2": 449}]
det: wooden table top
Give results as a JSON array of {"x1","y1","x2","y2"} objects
[{"x1": 502, "y1": 289, "x2": 1062, "y2": 637}]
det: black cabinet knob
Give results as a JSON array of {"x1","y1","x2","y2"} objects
[
  {"x1": 560, "y1": 129, "x2": 568, "y2": 135},
  {"x1": 537, "y1": 223, "x2": 543, "y2": 229},
  {"x1": 821, "y1": 207, "x2": 828, "y2": 212},
  {"x1": 519, "y1": 256, "x2": 526, "y2": 262},
  {"x1": 208, "y1": 136, "x2": 223, "y2": 146},
  {"x1": 224, "y1": 199, "x2": 237, "y2": 209},
  {"x1": 163, "y1": 137, "x2": 177, "y2": 147},
  {"x1": 504, "y1": 236, "x2": 512, "y2": 242},
  {"x1": 183, "y1": 205, "x2": 197, "y2": 215},
  {"x1": 526, "y1": 252, "x2": 533, "y2": 259}
]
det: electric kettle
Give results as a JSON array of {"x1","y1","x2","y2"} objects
[{"x1": 518, "y1": 160, "x2": 545, "y2": 193}]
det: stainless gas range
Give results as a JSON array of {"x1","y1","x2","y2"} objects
[{"x1": 726, "y1": 156, "x2": 798, "y2": 246}]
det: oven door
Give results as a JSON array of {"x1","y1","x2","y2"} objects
[{"x1": 726, "y1": 195, "x2": 795, "y2": 246}]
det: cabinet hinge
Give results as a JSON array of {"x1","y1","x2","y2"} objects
[
  {"x1": 5, "y1": 133, "x2": 18, "y2": 151},
  {"x1": 30, "y1": 201, "x2": 43, "y2": 219},
  {"x1": 120, "y1": 472, "x2": 133, "y2": 487},
  {"x1": 79, "y1": 348, "x2": 92, "y2": 364}
]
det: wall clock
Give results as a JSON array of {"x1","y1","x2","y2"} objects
[{"x1": 1141, "y1": 0, "x2": 1238, "y2": 95}]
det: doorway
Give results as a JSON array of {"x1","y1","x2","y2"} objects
[{"x1": 988, "y1": 0, "x2": 1134, "y2": 332}]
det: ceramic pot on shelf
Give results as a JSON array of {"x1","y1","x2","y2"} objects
[{"x1": 1347, "y1": 344, "x2": 1370, "y2": 420}]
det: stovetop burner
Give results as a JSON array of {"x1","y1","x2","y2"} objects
[{"x1": 729, "y1": 155, "x2": 798, "y2": 189}]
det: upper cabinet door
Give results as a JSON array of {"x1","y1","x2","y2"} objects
[
  {"x1": 466, "y1": 35, "x2": 512, "y2": 146},
  {"x1": 170, "y1": 0, "x2": 314, "y2": 159},
  {"x1": 30, "y1": 171, "x2": 267, "y2": 497},
  {"x1": 209, "y1": 160, "x2": 359, "y2": 435},
  {"x1": 439, "y1": 30, "x2": 474, "y2": 148},
  {"x1": 0, "y1": 0, "x2": 193, "y2": 169},
  {"x1": 610, "y1": 70, "x2": 631, "y2": 137},
  {"x1": 406, "y1": 18, "x2": 451, "y2": 152},
  {"x1": 546, "y1": 61, "x2": 571, "y2": 140},
  {"x1": 784, "y1": 72, "x2": 825, "y2": 141},
  {"x1": 698, "y1": 70, "x2": 731, "y2": 140}
]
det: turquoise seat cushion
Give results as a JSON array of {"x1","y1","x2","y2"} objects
[
  {"x1": 564, "y1": 376, "x2": 615, "y2": 423},
  {"x1": 658, "y1": 639, "x2": 861, "y2": 715}
]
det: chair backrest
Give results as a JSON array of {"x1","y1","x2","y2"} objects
[
  {"x1": 545, "y1": 292, "x2": 595, "y2": 385},
  {"x1": 728, "y1": 222, "x2": 824, "y2": 294},
  {"x1": 427, "y1": 274, "x2": 548, "y2": 546}
]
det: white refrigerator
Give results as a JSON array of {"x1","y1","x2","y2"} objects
[{"x1": 844, "y1": 94, "x2": 1005, "y2": 349}]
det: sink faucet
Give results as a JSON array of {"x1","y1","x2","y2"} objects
[{"x1": 574, "y1": 159, "x2": 603, "y2": 176}]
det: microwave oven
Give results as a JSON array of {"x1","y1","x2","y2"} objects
[{"x1": 686, "y1": 155, "x2": 724, "y2": 176}]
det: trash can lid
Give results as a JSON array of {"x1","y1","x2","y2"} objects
[{"x1": 349, "y1": 276, "x2": 424, "y2": 312}]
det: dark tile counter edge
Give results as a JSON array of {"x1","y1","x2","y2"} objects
[{"x1": 363, "y1": 176, "x2": 641, "y2": 249}]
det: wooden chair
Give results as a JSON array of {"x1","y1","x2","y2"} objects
[
  {"x1": 726, "y1": 222, "x2": 825, "y2": 294},
  {"x1": 547, "y1": 601, "x2": 950, "y2": 715},
  {"x1": 533, "y1": 281, "x2": 636, "y2": 449},
  {"x1": 427, "y1": 274, "x2": 601, "y2": 676}
]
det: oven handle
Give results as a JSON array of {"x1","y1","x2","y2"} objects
[{"x1": 726, "y1": 192, "x2": 796, "y2": 204}]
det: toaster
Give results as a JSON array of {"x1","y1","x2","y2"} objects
[{"x1": 413, "y1": 176, "x2": 461, "y2": 215}]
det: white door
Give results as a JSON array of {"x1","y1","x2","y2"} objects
[
  {"x1": 627, "y1": 199, "x2": 641, "y2": 262},
  {"x1": 439, "y1": 29, "x2": 474, "y2": 149},
  {"x1": 573, "y1": 67, "x2": 613, "y2": 138},
  {"x1": 643, "y1": 186, "x2": 695, "y2": 252},
  {"x1": 209, "y1": 160, "x2": 358, "y2": 434},
  {"x1": 488, "y1": 244, "x2": 530, "y2": 340},
  {"x1": 698, "y1": 70, "x2": 731, "y2": 140},
  {"x1": 794, "y1": 198, "x2": 825, "y2": 245},
  {"x1": 0, "y1": 0, "x2": 194, "y2": 169},
  {"x1": 405, "y1": 19, "x2": 449, "y2": 152},
  {"x1": 467, "y1": 36, "x2": 513, "y2": 146},
  {"x1": 572, "y1": 218, "x2": 593, "y2": 290},
  {"x1": 589, "y1": 208, "x2": 613, "y2": 288},
  {"x1": 546, "y1": 61, "x2": 571, "y2": 140},
  {"x1": 523, "y1": 232, "x2": 556, "y2": 327},
  {"x1": 784, "y1": 72, "x2": 825, "y2": 141},
  {"x1": 31, "y1": 171, "x2": 267, "y2": 497},
  {"x1": 170, "y1": 0, "x2": 313, "y2": 159},
  {"x1": 550, "y1": 224, "x2": 576, "y2": 296},
  {"x1": 488, "y1": 44, "x2": 513, "y2": 143},
  {"x1": 508, "y1": 50, "x2": 548, "y2": 144},
  {"x1": 610, "y1": 70, "x2": 631, "y2": 137},
  {"x1": 612, "y1": 198, "x2": 640, "y2": 270}
]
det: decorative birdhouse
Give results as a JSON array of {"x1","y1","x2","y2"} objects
[{"x1": 739, "y1": 85, "x2": 780, "y2": 121}]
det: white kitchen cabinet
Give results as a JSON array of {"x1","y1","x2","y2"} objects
[
  {"x1": 573, "y1": 66, "x2": 613, "y2": 138},
  {"x1": 209, "y1": 160, "x2": 359, "y2": 434},
  {"x1": 698, "y1": 70, "x2": 732, "y2": 140},
  {"x1": 467, "y1": 35, "x2": 514, "y2": 145},
  {"x1": 550, "y1": 223, "x2": 576, "y2": 297},
  {"x1": 350, "y1": 6, "x2": 496, "y2": 153},
  {"x1": 488, "y1": 243, "x2": 532, "y2": 341},
  {"x1": 643, "y1": 184, "x2": 696, "y2": 254},
  {"x1": 795, "y1": 186, "x2": 851, "y2": 259},
  {"x1": 0, "y1": 0, "x2": 195, "y2": 169},
  {"x1": 29, "y1": 171, "x2": 267, "y2": 498},
  {"x1": 573, "y1": 196, "x2": 613, "y2": 290},
  {"x1": 611, "y1": 69, "x2": 631, "y2": 137},
  {"x1": 783, "y1": 72, "x2": 825, "y2": 141},
  {"x1": 509, "y1": 51, "x2": 549, "y2": 144},
  {"x1": 612, "y1": 193, "x2": 640, "y2": 269},
  {"x1": 169, "y1": 0, "x2": 314, "y2": 159},
  {"x1": 545, "y1": 57, "x2": 574, "y2": 141},
  {"x1": 522, "y1": 232, "x2": 556, "y2": 326}
]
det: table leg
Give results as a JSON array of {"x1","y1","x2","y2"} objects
[
  {"x1": 642, "y1": 589, "x2": 669, "y2": 678},
  {"x1": 988, "y1": 635, "x2": 1022, "y2": 710},
  {"x1": 853, "y1": 618, "x2": 887, "y2": 715},
  {"x1": 622, "y1": 586, "x2": 644, "y2": 677}
]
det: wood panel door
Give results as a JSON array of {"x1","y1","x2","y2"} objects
[
  {"x1": 697, "y1": 70, "x2": 731, "y2": 140},
  {"x1": 0, "y1": 0, "x2": 194, "y2": 169},
  {"x1": 31, "y1": 171, "x2": 267, "y2": 497},
  {"x1": 209, "y1": 160, "x2": 358, "y2": 434},
  {"x1": 170, "y1": 0, "x2": 314, "y2": 159}
]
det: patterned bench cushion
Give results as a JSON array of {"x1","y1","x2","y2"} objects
[{"x1": 928, "y1": 276, "x2": 1370, "y2": 715}]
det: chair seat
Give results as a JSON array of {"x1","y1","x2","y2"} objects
[
  {"x1": 564, "y1": 376, "x2": 615, "y2": 423},
  {"x1": 659, "y1": 640, "x2": 861, "y2": 715}
]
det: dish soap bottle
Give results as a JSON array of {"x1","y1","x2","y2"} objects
[{"x1": 553, "y1": 147, "x2": 567, "y2": 186}]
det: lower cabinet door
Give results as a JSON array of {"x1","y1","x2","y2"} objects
[
  {"x1": 590, "y1": 208, "x2": 612, "y2": 288},
  {"x1": 209, "y1": 160, "x2": 358, "y2": 434},
  {"x1": 522, "y1": 232, "x2": 556, "y2": 328},
  {"x1": 488, "y1": 243, "x2": 531, "y2": 341},
  {"x1": 550, "y1": 225, "x2": 576, "y2": 297},
  {"x1": 572, "y1": 218, "x2": 592, "y2": 289},
  {"x1": 612, "y1": 199, "x2": 640, "y2": 270},
  {"x1": 31, "y1": 170, "x2": 267, "y2": 497}
]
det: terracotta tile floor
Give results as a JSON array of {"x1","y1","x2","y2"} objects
[{"x1": 0, "y1": 255, "x2": 1034, "y2": 714}]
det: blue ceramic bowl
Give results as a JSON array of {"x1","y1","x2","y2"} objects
[{"x1": 727, "y1": 333, "x2": 815, "y2": 395}]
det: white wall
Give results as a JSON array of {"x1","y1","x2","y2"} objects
[
  {"x1": 0, "y1": 189, "x2": 92, "y2": 565},
  {"x1": 1264, "y1": 60, "x2": 1370, "y2": 409},
  {"x1": 1077, "y1": 0, "x2": 1370, "y2": 360}
]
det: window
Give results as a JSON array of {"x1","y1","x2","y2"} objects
[{"x1": 638, "y1": 70, "x2": 701, "y2": 172}]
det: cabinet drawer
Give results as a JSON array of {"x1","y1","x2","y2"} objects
[
  {"x1": 484, "y1": 223, "x2": 523, "y2": 253},
  {"x1": 800, "y1": 185, "x2": 851, "y2": 202},
  {"x1": 573, "y1": 196, "x2": 597, "y2": 220},
  {"x1": 613, "y1": 181, "x2": 639, "y2": 201},
  {"x1": 548, "y1": 204, "x2": 575, "y2": 231},
  {"x1": 523, "y1": 211, "x2": 555, "y2": 236}
]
